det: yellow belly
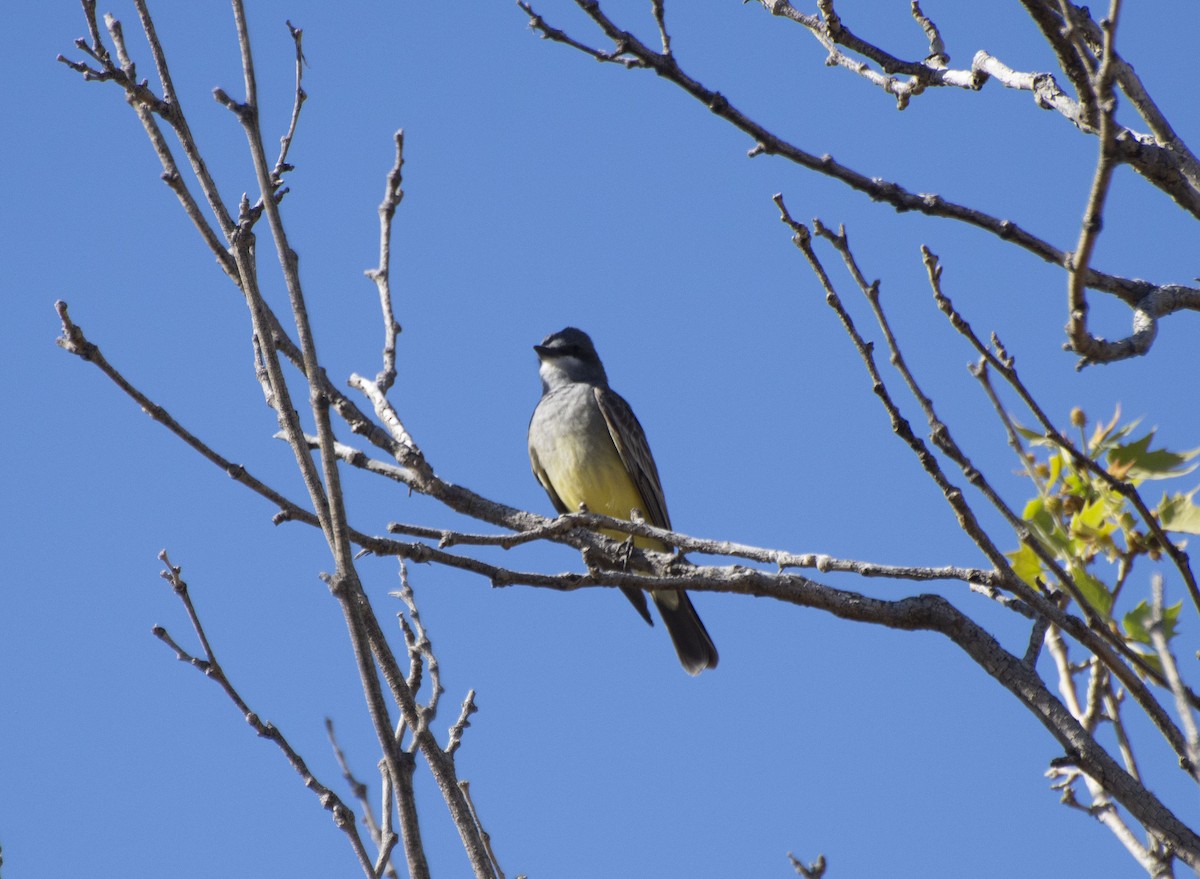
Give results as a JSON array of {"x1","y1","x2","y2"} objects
[{"x1": 534, "y1": 412, "x2": 666, "y2": 551}]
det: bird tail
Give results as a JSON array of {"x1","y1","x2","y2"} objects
[{"x1": 653, "y1": 590, "x2": 718, "y2": 675}]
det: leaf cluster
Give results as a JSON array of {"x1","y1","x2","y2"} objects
[{"x1": 1009, "y1": 408, "x2": 1199, "y2": 653}]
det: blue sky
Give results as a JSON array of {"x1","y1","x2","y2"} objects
[{"x1": 5, "y1": 2, "x2": 1199, "y2": 877}]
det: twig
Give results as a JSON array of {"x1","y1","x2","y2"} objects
[
  {"x1": 222, "y1": 0, "x2": 338, "y2": 547},
  {"x1": 517, "y1": 1, "x2": 645, "y2": 68},
  {"x1": 391, "y1": 562, "x2": 444, "y2": 745},
  {"x1": 775, "y1": 198, "x2": 1196, "y2": 798},
  {"x1": 59, "y1": 3, "x2": 237, "y2": 276},
  {"x1": 129, "y1": 0, "x2": 238, "y2": 242},
  {"x1": 814, "y1": 220, "x2": 1098, "y2": 626},
  {"x1": 325, "y1": 718, "x2": 401, "y2": 879},
  {"x1": 921, "y1": 249, "x2": 1200, "y2": 618},
  {"x1": 650, "y1": 0, "x2": 671, "y2": 56},
  {"x1": 1148, "y1": 575, "x2": 1200, "y2": 781},
  {"x1": 377, "y1": 767, "x2": 398, "y2": 878},
  {"x1": 366, "y1": 131, "x2": 406, "y2": 394},
  {"x1": 348, "y1": 374, "x2": 430, "y2": 477},
  {"x1": 215, "y1": 18, "x2": 443, "y2": 875},
  {"x1": 759, "y1": 0, "x2": 1200, "y2": 216},
  {"x1": 805, "y1": 213, "x2": 1192, "y2": 729},
  {"x1": 155, "y1": 552, "x2": 376, "y2": 878},
  {"x1": 1101, "y1": 683, "x2": 1140, "y2": 781},
  {"x1": 446, "y1": 691, "x2": 478, "y2": 758},
  {"x1": 516, "y1": 0, "x2": 1200, "y2": 362},
  {"x1": 385, "y1": 512, "x2": 1005, "y2": 590},
  {"x1": 760, "y1": 0, "x2": 973, "y2": 109},
  {"x1": 269, "y1": 21, "x2": 308, "y2": 189},
  {"x1": 917, "y1": 242, "x2": 1200, "y2": 746},
  {"x1": 1065, "y1": 0, "x2": 1124, "y2": 366},
  {"x1": 1022, "y1": 615, "x2": 1051, "y2": 667},
  {"x1": 459, "y1": 780, "x2": 507, "y2": 879},
  {"x1": 773, "y1": 200, "x2": 1016, "y2": 591},
  {"x1": 788, "y1": 851, "x2": 827, "y2": 879},
  {"x1": 1046, "y1": 621, "x2": 1173, "y2": 875},
  {"x1": 1057, "y1": 2, "x2": 1200, "y2": 189},
  {"x1": 54, "y1": 301, "x2": 307, "y2": 518}
]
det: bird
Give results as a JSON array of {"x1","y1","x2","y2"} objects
[{"x1": 527, "y1": 327, "x2": 718, "y2": 675}]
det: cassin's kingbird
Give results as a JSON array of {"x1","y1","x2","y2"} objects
[{"x1": 527, "y1": 327, "x2": 718, "y2": 675}]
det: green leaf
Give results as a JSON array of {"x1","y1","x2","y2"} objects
[
  {"x1": 1014, "y1": 421, "x2": 1047, "y2": 443},
  {"x1": 1070, "y1": 564, "x2": 1113, "y2": 617},
  {"x1": 1013, "y1": 421, "x2": 1069, "y2": 453},
  {"x1": 1158, "y1": 489, "x2": 1200, "y2": 535},
  {"x1": 1046, "y1": 452, "x2": 1063, "y2": 491},
  {"x1": 1071, "y1": 497, "x2": 1111, "y2": 535},
  {"x1": 1107, "y1": 431, "x2": 1200, "y2": 480},
  {"x1": 1123, "y1": 599, "x2": 1183, "y2": 644},
  {"x1": 1006, "y1": 544, "x2": 1043, "y2": 587},
  {"x1": 1123, "y1": 601, "x2": 1152, "y2": 644},
  {"x1": 1129, "y1": 650, "x2": 1166, "y2": 678},
  {"x1": 1023, "y1": 498, "x2": 1069, "y2": 553}
]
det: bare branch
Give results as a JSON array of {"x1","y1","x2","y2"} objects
[
  {"x1": 517, "y1": 0, "x2": 1200, "y2": 363},
  {"x1": 1066, "y1": 1, "x2": 1124, "y2": 366},
  {"x1": 788, "y1": 851, "x2": 827, "y2": 879},
  {"x1": 650, "y1": 0, "x2": 671, "y2": 56},
  {"x1": 325, "y1": 719, "x2": 401, "y2": 879},
  {"x1": 385, "y1": 512, "x2": 1013, "y2": 598},
  {"x1": 446, "y1": 692, "x2": 478, "y2": 758},
  {"x1": 458, "y1": 781, "x2": 510, "y2": 879},
  {"x1": 270, "y1": 21, "x2": 308, "y2": 189},
  {"x1": 365, "y1": 130, "x2": 406, "y2": 394},
  {"x1": 1148, "y1": 575, "x2": 1200, "y2": 781},
  {"x1": 756, "y1": 0, "x2": 1200, "y2": 215},
  {"x1": 921, "y1": 252, "x2": 1200, "y2": 616},
  {"x1": 59, "y1": 3, "x2": 237, "y2": 276},
  {"x1": 155, "y1": 552, "x2": 377, "y2": 879},
  {"x1": 517, "y1": 1, "x2": 646, "y2": 68}
]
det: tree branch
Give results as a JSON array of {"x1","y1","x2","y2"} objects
[
  {"x1": 516, "y1": 0, "x2": 1200, "y2": 363},
  {"x1": 155, "y1": 552, "x2": 377, "y2": 879}
]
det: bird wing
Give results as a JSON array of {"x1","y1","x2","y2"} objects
[
  {"x1": 593, "y1": 386, "x2": 672, "y2": 530},
  {"x1": 532, "y1": 388, "x2": 716, "y2": 671},
  {"x1": 528, "y1": 446, "x2": 571, "y2": 515}
]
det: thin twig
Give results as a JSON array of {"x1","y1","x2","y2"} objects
[
  {"x1": 270, "y1": 21, "x2": 308, "y2": 189},
  {"x1": 517, "y1": 1, "x2": 645, "y2": 68},
  {"x1": 516, "y1": 0, "x2": 1200, "y2": 363},
  {"x1": 1046, "y1": 616, "x2": 1171, "y2": 874},
  {"x1": 650, "y1": 0, "x2": 671, "y2": 56},
  {"x1": 458, "y1": 781, "x2": 507, "y2": 879},
  {"x1": 366, "y1": 131, "x2": 406, "y2": 394},
  {"x1": 155, "y1": 552, "x2": 376, "y2": 878},
  {"x1": 446, "y1": 692, "x2": 478, "y2": 758},
  {"x1": 788, "y1": 852, "x2": 827, "y2": 879},
  {"x1": 922, "y1": 248, "x2": 1200, "y2": 618},
  {"x1": 391, "y1": 562, "x2": 444, "y2": 747},
  {"x1": 1066, "y1": 0, "x2": 1126, "y2": 366},
  {"x1": 920, "y1": 243, "x2": 1200, "y2": 738},
  {"x1": 325, "y1": 718, "x2": 401, "y2": 879},
  {"x1": 58, "y1": 4, "x2": 236, "y2": 276},
  {"x1": 775, "y1": 199, "x2": 1196, "y2": 785},
  {"x1": 1148, "y1": 575, "x2": 1200, "y2": 781}
]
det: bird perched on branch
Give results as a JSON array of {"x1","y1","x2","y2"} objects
[{"x1": 527, "y1": 327, "x2": 718, "y2": 675}]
